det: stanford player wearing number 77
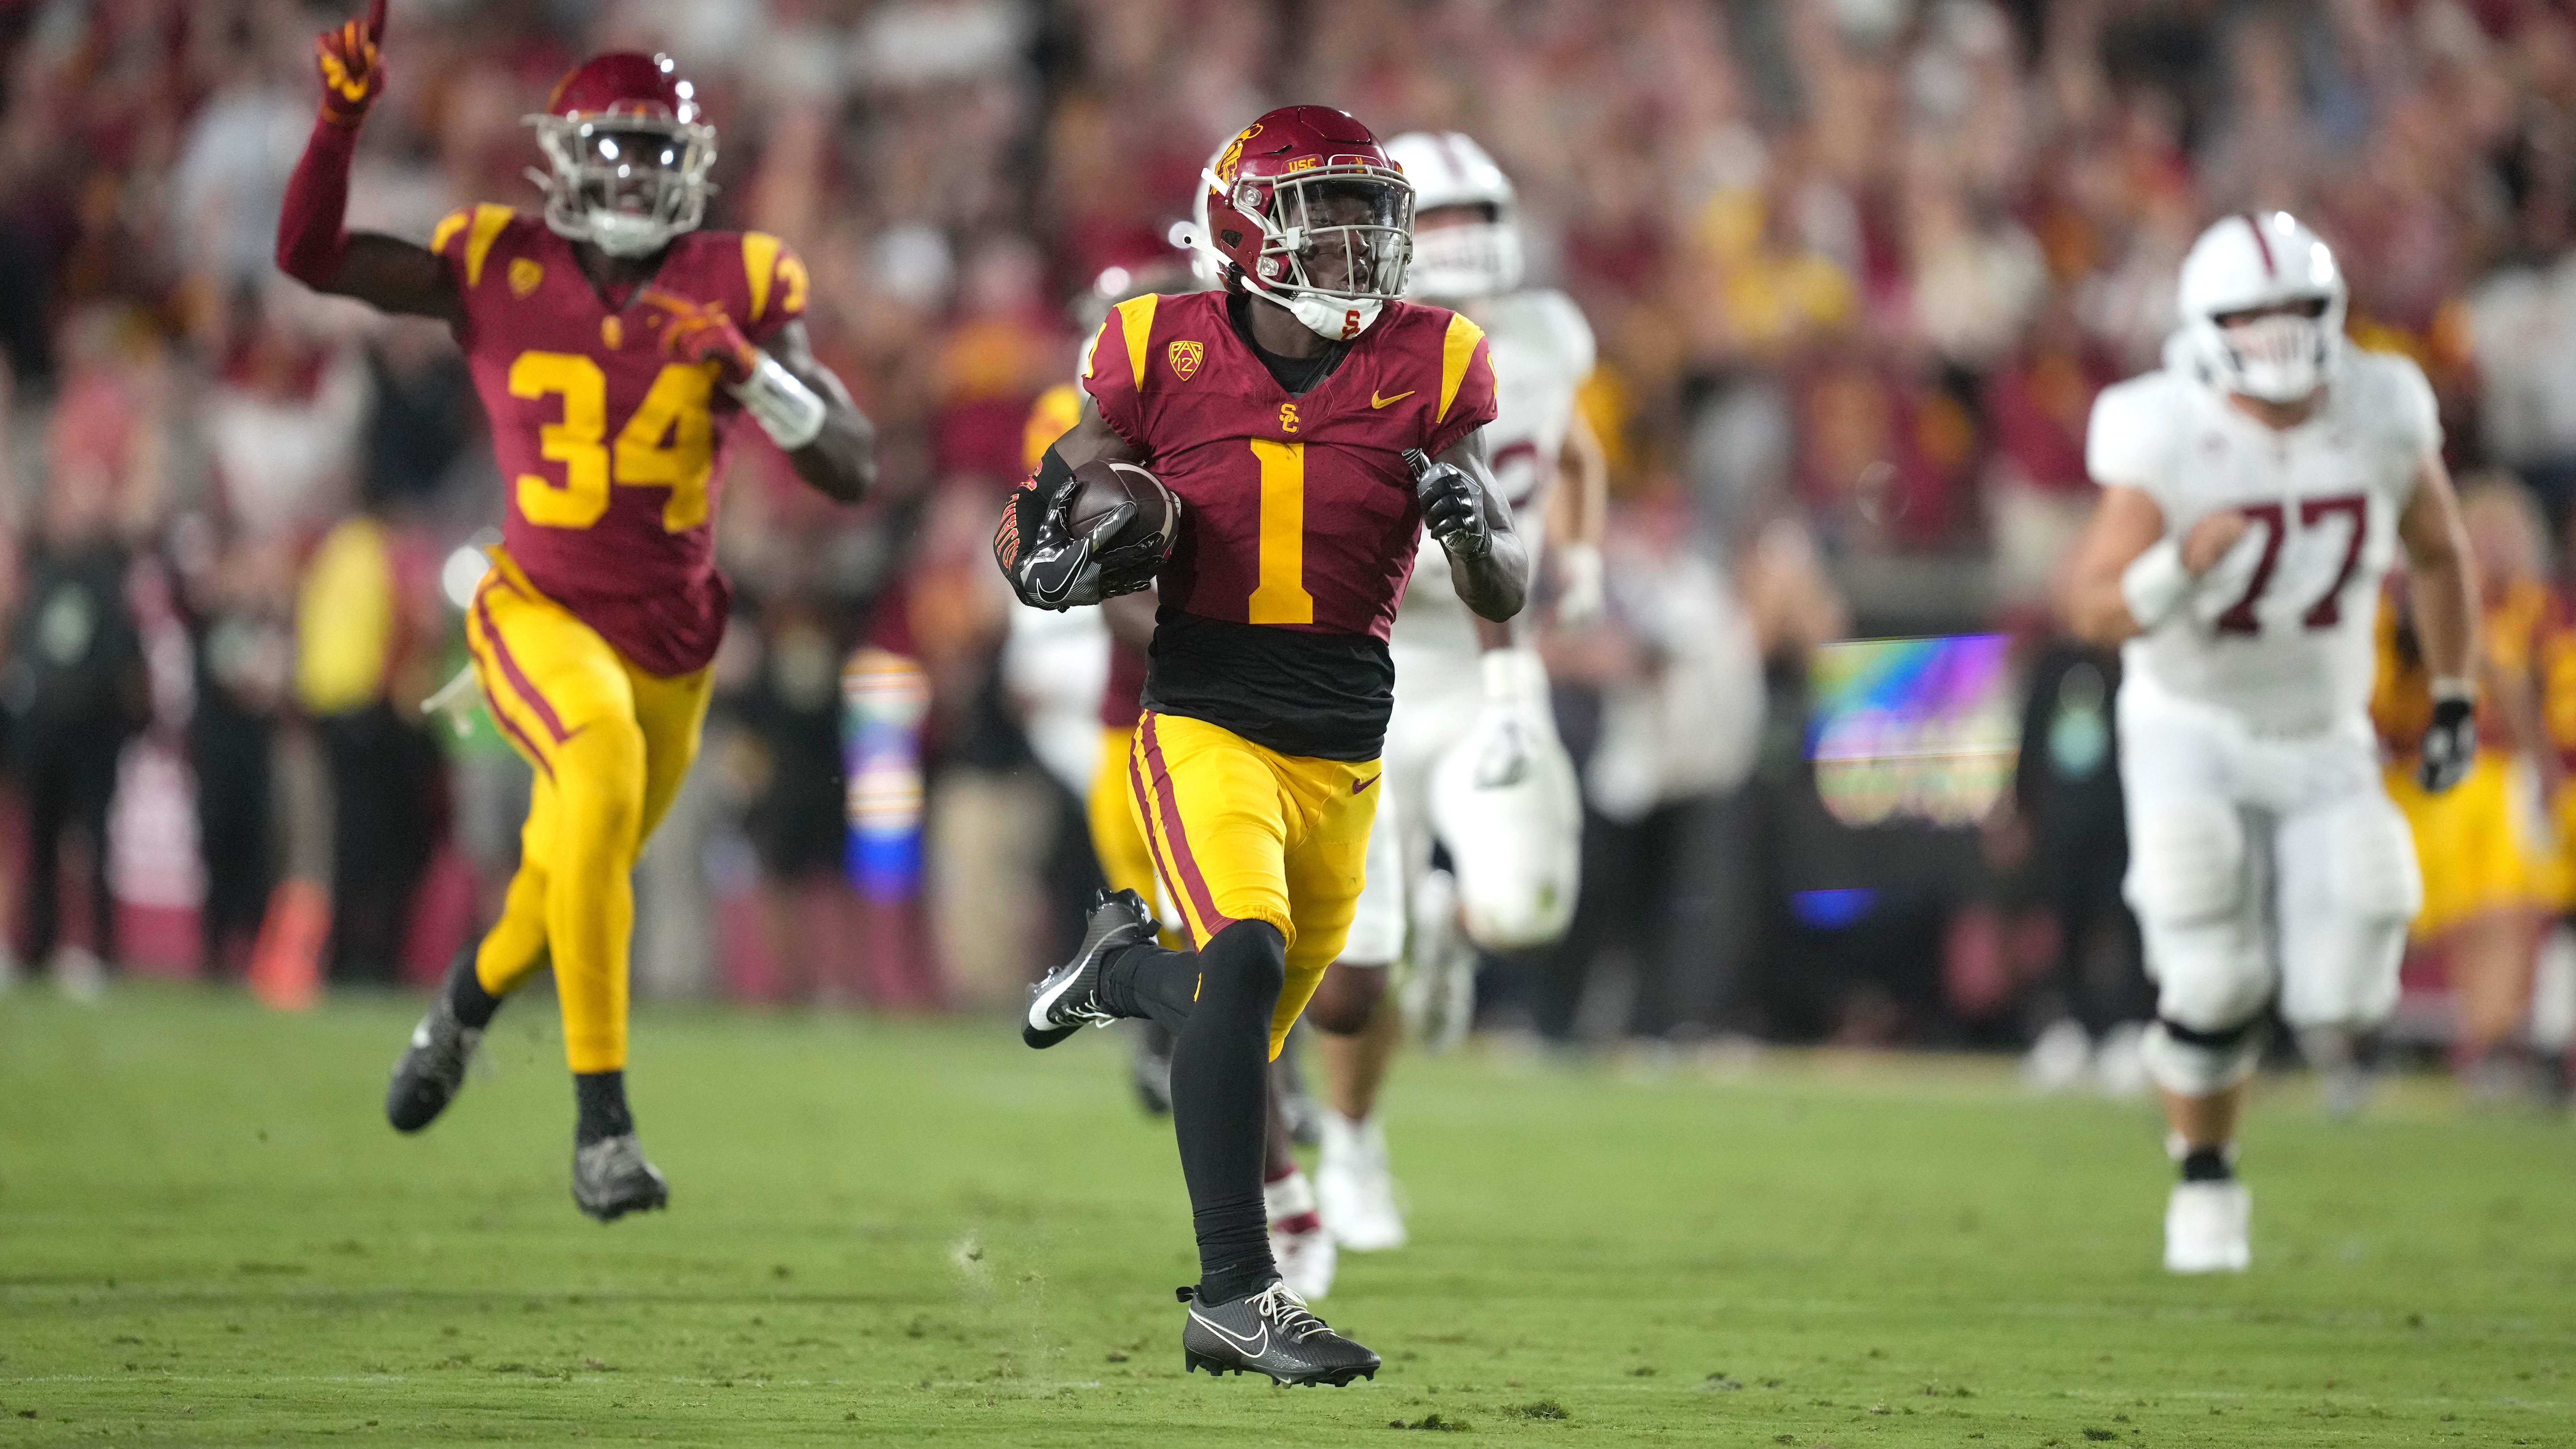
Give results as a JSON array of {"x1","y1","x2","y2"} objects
[
  {"x1": 274, "y1": 3, "x2": 875, "y2": 1221},
  {"x1": 2063, "y1": 212, "x2": 2477, "y2": 1274},
  {"x1": 994, "y1": 105, "x2": 1524, "y2": 1385}
]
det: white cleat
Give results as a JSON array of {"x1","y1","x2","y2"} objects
[
  {"x1": 1317, "y1": 1113, "x2": 1409, "y2": 1252},
  {"x1": 1271, "y1": 1214, "x2": 1338, "y2": 1301},
  {"x1": 1265, "y1": 1168, "x2": 1338, "y2": 1300},
  {"x1": 2163, "y1": 1180, "x2": 2251, "y2": 1274},
  {"x1": 2021, "y1": 1018, "x2": 2091, "y2": 1094},
  {"x1": 53, "y1": 946, "x2": 107, "y2": 1004},
  {"x1": 2093, "y1": 1021, "x2": 2152, "y2": 1100}
]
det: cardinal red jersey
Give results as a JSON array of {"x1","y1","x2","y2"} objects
[
  {"x1": 431, "y1": 205, "x2": 809, "y2": 676},
  {"x1": 1080, "y1": 290, "x2": 1498, "y2": 759},
  {"x1": 1085, "y1": 290, "x2": 1496, "y2": 638}
]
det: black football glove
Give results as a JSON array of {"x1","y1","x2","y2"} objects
[
  {"x1": 1404, "y1": 448, "x2": 1491, "y2": 560},
  {"x1": 2418, "y1": 692, "x2": 2476, "y2": 793},
  {"x1": 994, "y1": 472, "x2": 1158, "y2": 611}
]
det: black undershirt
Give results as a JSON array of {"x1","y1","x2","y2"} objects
[
  {"x1": 1142, "y1": 293, "x2": 1393, "y2": 762},
  {"x1": 1229, "y1": 290, "x2": 1349, "y2": 394}
]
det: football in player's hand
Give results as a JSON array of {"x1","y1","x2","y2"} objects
[{"x1": 1068, "y1": 459, "x2": 1181, "y2": 572}]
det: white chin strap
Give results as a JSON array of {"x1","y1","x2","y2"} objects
[
  {"x1": 584, "y1": 211, "x2": 681, "y2": 258},
  {"x1": 1242, "y1": 274, "x2": 1384, "y2": 341}
]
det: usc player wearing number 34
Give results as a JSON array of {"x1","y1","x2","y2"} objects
[
  {"x1": 275, "y1": 2, "x2": 875, "y2": 1220},
  {"x1": 2063, "y1": 212, "x2": 2475, "y2": 1275},
  {"x1": 995, "y1": 106, "x2": 1525, "y2": 1385}
]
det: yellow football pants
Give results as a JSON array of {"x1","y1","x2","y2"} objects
[
  {"x1": 2386, "y1": 751, "x2": 2551, "y2": 937},
  {"x1": 1088, "y1": 724, "x2": 1185, "y2": 950},
  {"x1": 1126, "y1": 711, "x2": 1378, "y2": 1059},
  {"x1": 463, "y1": 550, "x2": 713, "y2": 1074}
]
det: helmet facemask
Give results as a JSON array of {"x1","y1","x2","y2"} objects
[
  {"x1": 1407, "y1": 204, "x2": 1523, "y2": 301},
  {"x1": 1206, "y1": 163, "x2": 1415, "y2": 340},
  {"x1": 527, "y1": 114, "x2": 715, "y2": 259},
  {"x1": 2211, "y1": 298, "x2": 2335, "y2": 403}
]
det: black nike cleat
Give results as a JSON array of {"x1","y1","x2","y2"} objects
[
  {"x1": 572, "y1": 1134, "x2": 669, "y2": 1222},
  {"x1": 1180, "y1": 1281, "x2": 1380, "y2": 1387},
  {"x1": 386, "y1": 978, "x2": 482, "y2": 1133},
  {"x1": 1024, "y1": 889, "x2": 1155, "y2": 1049}
]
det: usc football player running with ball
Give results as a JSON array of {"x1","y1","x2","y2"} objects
[
  {"x1": 995, "y1": 106, "x2": 1526, "y2": 1385},
  {"x1": 275, "y1": 4, "x2": 874, "y2": 1220}
]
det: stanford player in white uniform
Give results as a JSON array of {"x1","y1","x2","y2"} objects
[
  {"x1": 2067, "y1": 212, "x2": 2478, "y2": 1273},
  {"x1": 1288, "y1": 131, "x2": 1607, "y2": 1271}
]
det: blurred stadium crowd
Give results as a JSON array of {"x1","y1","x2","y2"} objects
[{"x1": 6, "y1": 0, "x2": 2576, "y2": 1089}]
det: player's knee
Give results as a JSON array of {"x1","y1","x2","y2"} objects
[
  {"x1": 2149, "y1": 936, "x2": 2272, "y2": 1037},
  {"x1": 2139, "y1": 1015, "x2": 2266, "y2": 1097},
  {"x1": 1205, "y1": 919, "x2": 1287, "y2": 1002},
  {"x1": 2140, "y1": 923, "x2": 2270, "y2": 1097},
  {"x1": 1306, "y1": 962, "x2": 1386, "y2": 1035}
]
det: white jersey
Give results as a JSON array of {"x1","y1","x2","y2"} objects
[
  {"x1": 1393, "y1": 287, "x2": 1596, "y2": 664},
  {"x1": 2086, "y1": 348, "x2": 2439, "y2": 737}
]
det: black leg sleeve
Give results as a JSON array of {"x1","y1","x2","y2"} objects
[
  {"x1": 1167, "y1": 919, "x2": 1285, "y2": 1302},
  {"x1": 1099, "y1": 940, "x2": 1202, "y2": 1035}
]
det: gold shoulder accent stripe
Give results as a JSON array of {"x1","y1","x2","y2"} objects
[
  {"x1": 1116, "y1": 295, "x2": 1160, "y2": 392},
  {"x1": 1438, "y1": 311, "x2": 1487, "y2": 424},
  {"x1": 463, "y1": 204, "x2": 514, "y2": 289},
  {"x1": 428, "y1": 209, "x2": 471, "y2": 257},
  {"x1": 743, "y1": 232, "x2": 783, "y2": 323}
]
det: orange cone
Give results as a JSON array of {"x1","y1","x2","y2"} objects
[{"x1": 248, "y1": 878, "x2": 330, "y2": 1012}]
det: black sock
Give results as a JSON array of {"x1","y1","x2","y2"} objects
[
  {"x1": 574, "y1": 1071, "x2": 633, "y2": 1145},
  {"x1": 2179, "y1": 1146, "x2": 2234, "y2": 1183},
  {"x1": 444, "y1": 948, "x2": 504, "y2": 1030},
  {"x1": 1099, "y1": 942, "x2": 1201, "y2": 1035},
  {"x1": 1168, "y1": 921, "x2": 1285, "y2": 1302}
]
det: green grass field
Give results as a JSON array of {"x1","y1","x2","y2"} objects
[{"x1": 1, "y1": 986, "x2": 2570, "y2": 1447}]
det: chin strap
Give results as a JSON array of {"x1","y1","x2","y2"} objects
[{"x1": 1239, "y1": 273, "x2": 1383, "y2": 342}]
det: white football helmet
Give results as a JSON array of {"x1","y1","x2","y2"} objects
[
  {"x1": 1384, "y1": 131, "x2": 1523, "y2": 301},
  {"x1": 2176, "y1": 211, "x2": 2347, "y2": 404}
]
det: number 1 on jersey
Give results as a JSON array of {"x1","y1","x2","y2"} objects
[{"x1": 1247, "y1": 439, "x2": 1314, "y2": 624}]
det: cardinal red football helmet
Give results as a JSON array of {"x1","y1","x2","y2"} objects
[
  {"x1": 525, "y1": 52, "x2": 715, "y2": 258},
  {"x1": 1197, "y1": 106, "x2": 1414, "y2": 341}
]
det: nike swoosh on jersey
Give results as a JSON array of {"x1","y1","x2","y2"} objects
[
  {"x1": 1353, "y1": 774, "x2": 1381, "y2": 794},
  {"x1": 1370, "y1": 389, "x2": 1416, "y2": 409},
  {"x1": 1193, "y1": 1309, "x2": 1268, "y2": 1356}
]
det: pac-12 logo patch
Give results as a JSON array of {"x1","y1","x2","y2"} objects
[
  {"x1": 1168, "y1": 340, "x2": 1204, "y2": 380},
  {"x1": 509, "y1": 257, "x2": 544, "y2": 298}
]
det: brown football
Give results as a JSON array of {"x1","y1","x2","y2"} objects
[{"x1": 1067, "y1": 459, "x2": 1181, "y2": 566}]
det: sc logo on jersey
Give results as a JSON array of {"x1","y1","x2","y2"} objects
[{"x1": 1279, "y1": 402, "x2": 1299, "y2": 434}]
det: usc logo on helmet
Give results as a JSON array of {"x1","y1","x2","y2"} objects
[
  {"x1": 1214, "y1": 122, "x2": 1261, "y2": 184},
  {"x1": 1168, "y1": 340, "x2": 1204, "y2": 380}
]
